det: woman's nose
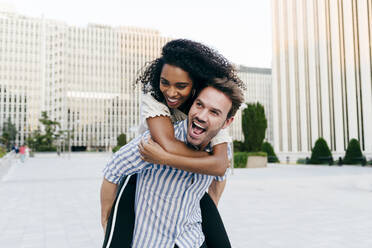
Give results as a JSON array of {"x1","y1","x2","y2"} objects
[{"x1": 166, "y1": 87, "x2": 177, "y2": 98}]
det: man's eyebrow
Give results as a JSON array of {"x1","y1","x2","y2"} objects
[{"x1": 210, "y1": 107, "x2": 222, "y2": 115}]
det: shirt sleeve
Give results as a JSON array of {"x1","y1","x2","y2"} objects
[
  {"x1": 214, "y1": 142, "x2": 232, "y2": 181},
  {"x1": 141, "y1": 94, "x2": 171, "y2": 120},
  {"x1": 103, "y1": 134, "x2": 153, "y2": 184},
  {"x1": 210, "y1": 128, "x2": 232, "y2": 147}
]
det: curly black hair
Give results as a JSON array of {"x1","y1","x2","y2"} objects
[{"x1": 136, "y1": 39, "x2": 244, "y2": 113}]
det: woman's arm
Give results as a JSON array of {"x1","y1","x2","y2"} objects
[{"x1": 143, "y1": 116, "x2": 229, "y2": 176}]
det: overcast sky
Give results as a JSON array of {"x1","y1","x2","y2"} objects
[{"x1": 2, "y1": 0, "x2": 272, "y2": 68}]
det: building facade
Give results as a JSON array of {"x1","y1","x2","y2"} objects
[
  {"x1": 230, "y1": 66, "x2": 273, "y2": 145},
  {"x1": 272, "y1": 0, "x2": 372, "y2": 159},
  {"x1": 1, "y1": 11, "x2": 274, "y2": 150},
  {"x1": 0, "y1": 11, "x2": 171, "y2": 149}
]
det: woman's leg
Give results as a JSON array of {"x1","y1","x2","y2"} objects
[
  {"x1": 200, "y1": 192, "x2": 231, "y2": 248},
  {"x1": 102, "y1": 174, "x2": 137, "y2": 248}
]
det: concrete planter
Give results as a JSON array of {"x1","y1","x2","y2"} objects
[{"x1": 246, "y1": 156, "x2": 267, "y2": 168}]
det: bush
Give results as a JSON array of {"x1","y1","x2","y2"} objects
[
  {"x1": 117, "y1": 133, "x2": 127, "y2": 147},
  {"x1": 112, "y1": 133, "x2": 127, "y2": 153},
  {"x1": 234, "y1": 152, "x2": 248, "y2": 168},
  {"x1": 343, "y1": 139, "x2": 365, "y2": 165},
  {"x1": 247, "y1": 152, "x2": 267, "y2": 157},
  {"x1": 262, "y1": 142, "x2": 279, "y2": 162},
  {"x1": 242, "y1": 102, "x2": 267, "y2": 152},
  {"x1": 37, "y1": 145, "x2": 57, "y2": 152},
  {"x1": 233, "y1": 140, "x2": 245, "y2": 152},
  {"x1": 310, "y1": 138, "x2": 333, "y2": 164},
  {"x1": 296, "y1": 158, "x2": 307, "y2": 164},
  {"x1": 112, "y1": 146, "x2": 120, "y2": 153},
  {"x1": 0, "y1": 146, "x2": 6, "y2": 158}
]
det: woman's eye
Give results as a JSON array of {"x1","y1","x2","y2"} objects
[
  {"x1": 177, "y1": 86, "x2": 186, "y2": 89},
  {"x1": 160, "y1": 80, "x2": 169, "y2": 86}
]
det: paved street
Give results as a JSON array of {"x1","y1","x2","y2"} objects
[{"x1": 1, "y1": 153, "x2": 372, "y2": 248}]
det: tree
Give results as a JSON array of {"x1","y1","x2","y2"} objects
[
  {"x1": 262, "y1": 142, "x2": 279, "y2": 162},
  {"x1": 309, "y1": 138, "x2": 333, "y2": 164},
  {"x1": 38, "y1": 111, "x2": 61, "y2": 148},
  {"x1": 26, "y1": 111, "x2": 61, "y2": 152},
  {"x1": 343, "y1": 139, "x2": 364, "y2": 164},
  {"x1": 1, "y1": 117, "x2": 18, "y2": 151},
  {"x1": 242, "y1": 102, "x2": 267, "y2": 152}
]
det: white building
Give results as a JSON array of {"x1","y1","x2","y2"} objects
[
  {"x1": 272, "y1": 0, "x2": 372, "y2": 160},
  {"x1": 230, "y1": 66, "x2": 273, "y2": 145},
  {"x1": 0, "y1": 11, "x2": 170, "y2": 149}
]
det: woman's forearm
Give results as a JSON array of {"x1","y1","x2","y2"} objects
[{"x1": 163, "y1": 152, "x2": 228, "y2": 176}]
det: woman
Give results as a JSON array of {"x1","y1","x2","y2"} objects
[{"x1": 102, "y1": 39, "x2": 243, "y2": 248}]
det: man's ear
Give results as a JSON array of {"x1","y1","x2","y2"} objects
[{"x1": 222, "y1": 117, "x2": 234, "y2": 129}]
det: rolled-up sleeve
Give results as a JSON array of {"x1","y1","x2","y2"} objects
[{"x1": 103, "y1": 135, "x2": 153, "y2": 184}]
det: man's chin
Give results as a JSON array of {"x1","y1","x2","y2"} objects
[{"x1": 186, "y1": 134, "x2": 202, "y2": 147}]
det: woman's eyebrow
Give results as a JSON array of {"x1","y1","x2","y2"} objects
[{"x1": 160, "y1": 77, "x2": 169, "y2": 82}]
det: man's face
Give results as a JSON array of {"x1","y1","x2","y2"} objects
[{"x1": 187, "y1": 87, "x2": 234, "y2": 149}]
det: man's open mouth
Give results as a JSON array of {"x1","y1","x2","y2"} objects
[{"x1": 191, "y1": 121, "x2": 206, "y2": 135}]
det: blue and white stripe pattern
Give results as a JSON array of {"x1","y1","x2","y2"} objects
[{"x1": 103, "y1": 119, "x2": 226, "y2": 248}]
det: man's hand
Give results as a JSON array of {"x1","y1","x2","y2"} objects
[
  {"x1": 100, "y1": 178, "x2": 118, "y2": 233},
  {"x1": 139, "y1": 138, "x2": 169, "y2": 164},
  {"x1": 208, "y1": 179, "x2": 227, "y2": 206}
]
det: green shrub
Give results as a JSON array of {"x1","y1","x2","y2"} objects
[
  {"x1": 247, "y1": 152, "x2": 267, "y2": 157},
  {"x1": 117, "y1": 133, "x2": 127, "y2": 147},
  {"x1": 233, "y1": 140, "x2": 245, "y2": 152},
  {"x1": 112, "y1": 133, "x2": 127, "y2": 153},
  {"x1": 296, "y1": 158, "x2": 307, "y2": 164},
  {"x1": 36, "y1": 145, "x2": 57, "y2": 152},
  {"x1": 262, "y1": 142, "x2": 279, "y2": 162},
  {"x1": 234, "y1": 152, "x2": 248, "y2": 168},
  {"x1": 112, "y1": 146, "x2": 120, "y2": 153},
  {"x1": 0, "y1": 146, "x2": 6, "y2": 158},
  {"x1": 310, "y1": 138, "x2": 333, "y2": 164},
  {"x1": 242, "y1": 102, "x2": 267, "y2": 152},
  {"x1": 343, "y1": 139, "x2": 364, "y2": 165}
]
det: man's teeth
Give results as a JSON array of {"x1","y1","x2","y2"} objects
[{"x1": 193, "y1": 122, "x2": 205, "y2": 130}]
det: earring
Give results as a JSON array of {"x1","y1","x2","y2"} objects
[{"x1": 192, "y1": 89, "x2": 196, "y2": 97}]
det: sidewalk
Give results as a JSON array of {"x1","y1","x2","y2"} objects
[{"x1": 1, "y1": 153, "x2": 372, "y2": 248}]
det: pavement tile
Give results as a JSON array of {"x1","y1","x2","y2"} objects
[{"x1": 1, "y1": 153, "x2": 372, "y2": 248}]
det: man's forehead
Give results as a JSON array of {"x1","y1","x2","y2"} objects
[{"x1": 197, "y1": 87, "x2": 232, "y2": 112}]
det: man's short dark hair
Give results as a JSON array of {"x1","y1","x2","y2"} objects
[{"x1": 206, "y1": 78, "x2": 244, "y2": 119}]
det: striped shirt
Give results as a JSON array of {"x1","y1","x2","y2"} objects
[{"x1": 103, "y1": 119, "x2": 227, "y2": 248}]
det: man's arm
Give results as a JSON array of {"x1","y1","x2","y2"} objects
[
  {"x1": 208, "y1": 179, "x2": 227, "y2": 206},
  {"x1": 100, "y1": 178, "x2": 118, "y2": 233}
]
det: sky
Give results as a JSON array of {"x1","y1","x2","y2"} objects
[{"x1": 2, "y1": 0, "x2": 272, "y2": 68}]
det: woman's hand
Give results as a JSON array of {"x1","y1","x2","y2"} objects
[{"x1": 139, "y1": 138, "x2": 169, "y2": 165}]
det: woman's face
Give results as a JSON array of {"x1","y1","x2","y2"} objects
[{"x1": 159, "y1": 64, "x2": 193, "y2": 109}]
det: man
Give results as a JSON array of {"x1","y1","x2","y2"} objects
[{"x1": 101, "y1": 79, "x2": 244, "y2": 248}]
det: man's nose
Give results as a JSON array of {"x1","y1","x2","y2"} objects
[{"x1": 196, "y1": 109, "x2": 208, "y2": 122}]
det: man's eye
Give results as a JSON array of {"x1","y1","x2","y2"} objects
[{"x1": 211, "y1": 111, "x2": 219, "y2": 116}]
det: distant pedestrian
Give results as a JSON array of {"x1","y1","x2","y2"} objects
[
  {"x1": 19, "y1": 145, "x2": 26, "y2": 163},
  {"x1": 14, "y1": 144, "x2": 19, "y2": 154}
]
